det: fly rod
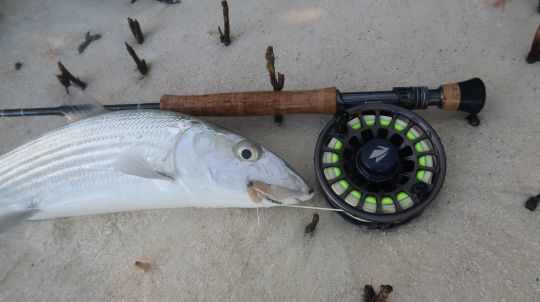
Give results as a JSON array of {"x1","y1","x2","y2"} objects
[{"x1": 0, "y1": 78, "x2": 485, "y2": 117}]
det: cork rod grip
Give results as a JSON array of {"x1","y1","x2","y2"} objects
[
  {"x1": 440, "y1": 83, "x2": 461, "y2": 110},
  {"x1": 159, "y1": 87, "x2": 337, "y2": 116}
]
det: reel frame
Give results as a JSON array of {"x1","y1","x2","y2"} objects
[{"x1": 314, "y1": 104, "x2": 446, "y2": 228}]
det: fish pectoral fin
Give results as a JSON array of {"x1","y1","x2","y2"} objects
[
  {"x1": 0, "y1": 208, "x2": 40, "y2": 233},
  {"x1": 113, "y1": 151, "x2": 175, "y2": 181}
]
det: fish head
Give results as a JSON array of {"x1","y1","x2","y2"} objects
[{"x1": 174, "y1": 124, "x2": 314, "y2": 206}]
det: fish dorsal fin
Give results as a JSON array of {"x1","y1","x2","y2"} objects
[
  {"x1": 59, "y1": 87, "x2": 108, "y2": 122},
  {"x1": 113, "y1": 151, "x2": 175, "y2": 181}
]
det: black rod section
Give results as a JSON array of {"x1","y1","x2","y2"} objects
[
  {"x1": 337, "y1": 87, "x2": 442, "y2": 112},
  {"x1": 337, "y1": 78, "x2": 485, "y2": 114},
  {"x1": 103, "y1": 103, "x2": 160, "y2": 111},
  {"x1": 0, "y1": 103, "x2": 160, "y2": 117}
]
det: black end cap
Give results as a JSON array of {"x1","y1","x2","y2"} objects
[{"x1": 457, "y1": 78, "x2": 486, "y2": 114}]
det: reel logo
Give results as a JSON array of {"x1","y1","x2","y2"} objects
[{"x1": 369, "y1": 146, "x2": 389, "y2": 163}]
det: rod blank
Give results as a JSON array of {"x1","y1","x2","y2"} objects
[{"x1": 0, "y1": 103, "x2": 160, "y2": 117}]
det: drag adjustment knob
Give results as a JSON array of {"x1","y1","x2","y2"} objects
[{"x1": 357, "y1": 139, "x2": 399, "y2": 182}]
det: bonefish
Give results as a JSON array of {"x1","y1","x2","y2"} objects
[{"x1": 0, "y1": 109, "x2": 313, "y2": 232}]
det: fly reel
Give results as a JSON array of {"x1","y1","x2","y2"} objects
[{"x1": 315, "y1": 104, "x2": 446, "y2": 228}]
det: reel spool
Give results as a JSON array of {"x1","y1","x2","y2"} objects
[{"x1": 315, "y1": 104, "x2": 446, "y2": 228}]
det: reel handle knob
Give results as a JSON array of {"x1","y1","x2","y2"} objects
[{"x1": 438, "y1": 78, "x2": 486, "y2": 114}]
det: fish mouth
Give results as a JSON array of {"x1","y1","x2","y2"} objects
[{"x1": 247, "y1": 181, "x2": 314, "y2": 205}]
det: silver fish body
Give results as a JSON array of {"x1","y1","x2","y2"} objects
[{"x1": 0, "y1": 110, "x2": 313, "y2": 227}]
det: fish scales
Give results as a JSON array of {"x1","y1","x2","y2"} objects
[{"x1": 0, "y1": 111, "x2": 183, "y2": 205}]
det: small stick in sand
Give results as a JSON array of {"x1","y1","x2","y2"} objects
[
  {"x1": 364, "y1": 285, "x2": 377, "y2": 302},
  {"x1": 304, "y1": 214, "x2": 319, "y2": 236},
  {"x1": 363, "y1": 284, "x2": 393, "y2": 302},
  {"x1": 156, "y1": 0, "x2": 180, "y2": 4},
  {"x1": 56, "y1": 74, "x2": 71, "y2": 94},
  {"x1": 265, "y1": 46, "x2": 285, "y2": 91},
  {"x1": 218, "y1": 1, "x2": 231, "y2": 45},
  {"x1": 127, "y1": 18, "x2": 144, "y2": 44},
  {"x1": 56, "y1": 62, "x2": 87, "y2": 93},
  {"x1": 78, "y1": 31, "x2": 102, "y2": 54},
  {"x1": 125, "y1": 42, "x2": 149, "y2": 75},
  {"x1": 135, "y1": 260, "x2": 151, "y2": 272},
  {"x1": 265, "y1": 46, "x2": 285, "y2": 124},
  {"x1": 375, "y1": 285, "x2": 393, "y2": 302},
  {"x1": 465, "y1": 113, "x2": 480, "y2": 127},
  {"x1": 525, "y1": 193, "x2": 539, "y2": 211},
  {"x1": 526, "y1": 25, "x2": 540, "y2": 64}
]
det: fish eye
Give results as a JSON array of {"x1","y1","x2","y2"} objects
[{"x1": 235, "y1": 140, "x2": 261, "y2": 162}]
